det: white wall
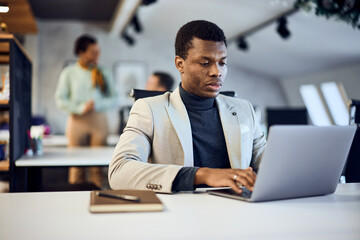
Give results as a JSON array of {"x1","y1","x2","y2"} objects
[
  {"x1": 24, "y1": 20, "x2": 287, "y2": 134},
  {"x1": 22, "y1": 34, "x2": 39, "y2": 114},
  {"x1": 280, "y1": 62, "x2": 360, "y2": 107}
]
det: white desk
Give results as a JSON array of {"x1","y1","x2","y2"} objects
[
  {"x1": 42, "y1": 134, "x2": 120, "y2": 147},
  {"x1": 15, "y1": 147, "x2": 114, "y2": 167},
  {"x1": 13, "y1": 146, "x2": 114, "y2": 191},
  {"x1": 1, "y1": 183, "x2": 359, "y2": 240}
]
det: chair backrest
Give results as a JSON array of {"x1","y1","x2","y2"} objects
[
  {"x1": 344, "y1": 125, "x2": 360, "y2": 183},
  {"x1": 130, "y1": 89, "x2": 236, "y2": 101},
  {"x1": 219, "y1": 91, "x2": 236, "y2": 97},
  {"x1": 350, "y1": 99, "x2": 360, "y2": 124},
  {"x1": 118, "y1": 106, "x2": 132, "y2": 134},
  {"x1": 130, "y1": 89, "x2": 167, "y2": 101}
]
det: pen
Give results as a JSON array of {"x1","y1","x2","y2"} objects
[{"x1": 97, "y1": 192, "x2": 140, "y2": 202}]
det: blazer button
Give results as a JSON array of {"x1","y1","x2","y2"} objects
[
  {"x1": 146, "y1": 183, "x2": 151, "y2": 189},
  {"x1": 158, "y1": 185, "x2": 162, "y2": 190},
  {"x1": 154, "y1": 185, "x2": 158, "y2": 190},
  {"x1": 232, "y1": 112, "x2": 237, "y2": 116}
]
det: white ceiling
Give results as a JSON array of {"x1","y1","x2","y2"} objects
[{"x1": 136, "y1": 0, "x2": 360, "y2": 79}]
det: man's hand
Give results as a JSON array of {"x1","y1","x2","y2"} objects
[
  {"x1": 82, "y1": 100, "x2": 95, "y2": 115},
  {"x1": 194, "y1": 167, "x2": 256, "y2": 194}
]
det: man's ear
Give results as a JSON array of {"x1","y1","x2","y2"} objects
[{"x1": 175, "y1": 56, "x2": 185, "y2": 74}]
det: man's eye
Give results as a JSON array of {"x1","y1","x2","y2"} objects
[
  {"x1": 219, "y1": 62, "x2": 227, "y2": 67},
  {"x1": 200, "y1": 62, "x2": 209, "y2": 66}
]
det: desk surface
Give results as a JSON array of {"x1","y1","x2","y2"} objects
[
  {"x1": 15, "y1": 147, "x2": 114, "y2": 167},
  {"x1": 1, "y1": 183, "x2": 359, "y2": 240},
  {"x1": 42, "y1": 134, "x2": 120, "y2": 147}
]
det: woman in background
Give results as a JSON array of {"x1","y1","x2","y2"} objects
[{"x1": 55, "y1": 34, "x2": 117, "y2": 188}]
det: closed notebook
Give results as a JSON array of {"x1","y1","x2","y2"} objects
[{"x1": 89, "y1": 190, "x2": 164, "y2": 213}]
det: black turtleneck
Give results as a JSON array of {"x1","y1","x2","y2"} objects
[{"x1": 171, "y1": 84, "x2": 230, "y2": 192}]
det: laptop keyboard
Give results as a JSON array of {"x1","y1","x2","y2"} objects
[
  {"x1": 207, "y1": 187, "x2": 253, "y2": 200},
  {"x1": 212, "y1": 188, "x2": 252, "y2": 199},
  {"x1": 239, "y1": 187, "x2": 252, "y2": 198}
]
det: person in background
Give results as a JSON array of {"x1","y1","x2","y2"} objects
[
  {"x1": 109, "y1": 20, "x2": 266, "y2": 193},
  {"x1": 55, "y1": 34, "x2": 117, "y2": 188},
  {"x1": 145, "y1": 71, "x2": 175, "y2": 92}
]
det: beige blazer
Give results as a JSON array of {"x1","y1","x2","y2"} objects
[{"x1": 109, "y1": 87, "x2": 266, "y2": 193}]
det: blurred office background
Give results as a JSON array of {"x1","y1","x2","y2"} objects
[
  {"x1": 5, "y1": 0, "x2": 358, "y2": 134},
  {"x1": 0, "y1": 0, "x2": 359, "y2": 192}
]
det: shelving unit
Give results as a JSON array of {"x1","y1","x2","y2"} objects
[{"x1": 0, "y1": 34, "x2": 32, "y2": 192}]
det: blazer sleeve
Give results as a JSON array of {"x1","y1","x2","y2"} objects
[{"x1": 108, "y1": 98, "x2": 183, "y2": 193}]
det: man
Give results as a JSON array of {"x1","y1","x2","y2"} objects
[
  {"x1": 109, "y1": 20, "x2": 266, "y2": 194},
  {"x1": 145, "y1": 71, "x2": 175, "y2": 92}
]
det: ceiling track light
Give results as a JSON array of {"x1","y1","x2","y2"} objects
[
  {"x1": 228, "y1": 8, "x2": 297, "y2": 48},
  {"x1": 142, "y1": 0, "x2": 157, "y2": 6},
  {"x1": 276, "y1": 17, "x2": 291, "y2": 39},
  {"x1": 121, "y1": 31, "x2": 135, "y2": 46},
  {"x1": 131, "y1": 14, "x2": 142, "y2": 33},
  {"x1": 237, "y1": 37, "x2": 249, "y2": 51}
]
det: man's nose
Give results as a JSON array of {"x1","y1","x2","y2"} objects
[{"x1": 209, "y1": 64, "x2": 222, "y2": 77}]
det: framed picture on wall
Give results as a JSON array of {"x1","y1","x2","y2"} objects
[{"x1": 113, "y1": 61, "x2": 148, "y2": 107}]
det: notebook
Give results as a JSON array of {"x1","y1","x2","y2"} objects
[
  {"x1": 208, "y1": 125, "x2": 356, "y2": 202},
  {"x1": 89, "y1": 190, "x2": 164, "y2": 213}
]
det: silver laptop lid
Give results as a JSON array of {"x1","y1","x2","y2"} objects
[{"x1": 251, "y1": 125, "x2": 356, "y2": 202}]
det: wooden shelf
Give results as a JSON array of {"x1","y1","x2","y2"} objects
[
  {"x1": 0, "y1": 159, "x2": 9, "y2": 171},
  {"x1": 0, "y1": 99, "x2": 9, "y2": 110},
  {"x1": 0, "y1": 99, "x2": 9, "y2": 105},
  {"x1": 1, "y1": 36, "x2": 32, "y2": 191},
  {"x1": 0, "y1": 34, "x2": 32, "y2": 63},
  {"x1": 0, "y1": 42, "x2": 10, "y2": 64}
]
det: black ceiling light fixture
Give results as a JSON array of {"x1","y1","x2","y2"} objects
[
  {"x1": 276, "y1": 17, "x2": 291, "y2": 39},
  {"x1": 229, "y1": 8, "x2": 297, "y2": 52},
  {"x1": 131, "y1": 14, "x2": 142, "y2": 33},
  {"x1": 237, "y1": 37, "x2": 249, "y2": 51},
  {"x1": 142, "y1": 0, "x2": 157, "y2": 6},
  {"x1": 122, "y1": 31, "x2": 135, "y2": 46},
  {"x1": 120, "y1": 0, "x2": 157, "y2": 45}
]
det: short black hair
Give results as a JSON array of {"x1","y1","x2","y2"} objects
[
  {"x1": 153, "y1": 71, "x2": 174, "y2": 91},
  {"x1": 74, "y1": 34, "x2": 97, "y2": 56},
  {"x1": 175, "y1": 20, "x2": 227, "y2": 60}
]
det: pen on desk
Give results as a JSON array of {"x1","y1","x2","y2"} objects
[{"x1": 96, "y1": 192, "x2": 141, "y2": 202}]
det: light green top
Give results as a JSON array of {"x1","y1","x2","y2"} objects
[{"x1": 55, "y1": 63, "x2": 117, "y2": 114}]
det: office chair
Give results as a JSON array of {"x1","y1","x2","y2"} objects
[
  {"x1": 266, "y1": 108, "x2": 308, "y2": 132},
  {"x1": 344, "y1": 99, "x2": 360, "y2": 183},
  {"x1": 118, "y1": 106, "x2": 132, "y2": 134},
  {"x1": 130, "y1": 89, "x2": 236, "y2": 101},
  {"x1": 218, "y1": 91, "x2": 236, "y2": 97}
]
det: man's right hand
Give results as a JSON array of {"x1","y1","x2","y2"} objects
[
  {"x1": 194, "y1": 167, "x2": 256, "y2": 194},
  {"x1": 82, "y1": 100, "x2": 95, "y2": 115}
]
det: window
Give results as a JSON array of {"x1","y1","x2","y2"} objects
[{"x1": 299, "y1": 84, "x2": 332, "y2": 126}]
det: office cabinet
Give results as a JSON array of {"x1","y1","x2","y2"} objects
[{"x1": 0, "y1": 34, "x2": 32, "y2": 192}]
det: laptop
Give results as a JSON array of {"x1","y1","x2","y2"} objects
[{"x1": 208, "y1": 125, "x2": 356, "y2": 202}]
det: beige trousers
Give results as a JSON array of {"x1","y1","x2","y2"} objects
[{"x1": 66, "y1": 111, "x2": 108, "y2": 188}]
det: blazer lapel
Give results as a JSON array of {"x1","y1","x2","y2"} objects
[
  {"x1": 165, "y1": 87, "x2": 194, "y2": 167},
  {"x1": 216, "y1": 96, "x2": 242, "y2": 169}
]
